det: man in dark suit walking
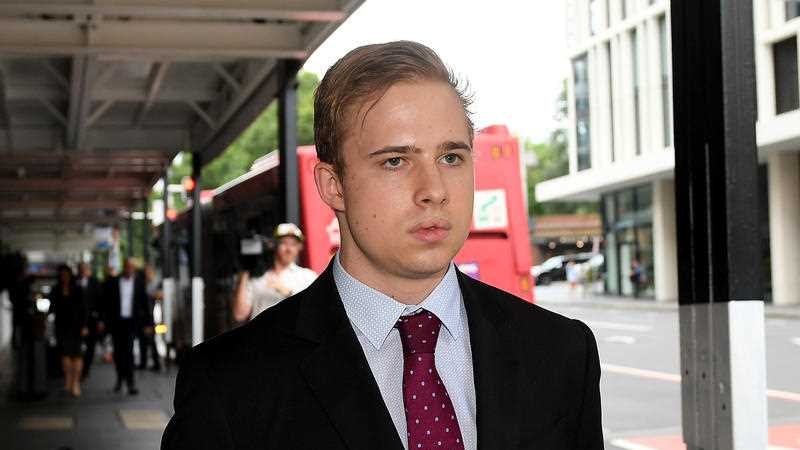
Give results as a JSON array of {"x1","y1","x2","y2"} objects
[
  {"x1": 104, "y1": 257, "x2": 148, "y2": 395},
  {"x1": 76, "y1": 262, "x2": 103, "y2": 380},
  {"x1": 163, "y1": 41, "x2": 603, "y2": 449}
]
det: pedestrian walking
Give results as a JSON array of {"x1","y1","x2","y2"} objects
[
  {"x1": 76, "y1": 262, "x2": 103, "y2": 380},
  {"x1": 104, "y1": 258, "x2": 149, "y2": 395},
  {"x1": 51, "y1": 264, "x2": 88, "y2": 397}
]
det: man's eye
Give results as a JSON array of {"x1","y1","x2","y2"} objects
[
  {"x1": 441, "y1": 153, "x2": 463, "y2": 165},
  {"x1": 383, "y1": 157, "x2": 403, "y2": 168}
]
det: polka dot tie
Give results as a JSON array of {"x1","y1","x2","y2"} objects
[{"x1": 396, "y1": 310, "x2": 465, "y2": 450}]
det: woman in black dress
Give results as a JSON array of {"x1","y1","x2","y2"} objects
[{"x1": 51, "y1": 264, "x2": 88, "y2": 397}]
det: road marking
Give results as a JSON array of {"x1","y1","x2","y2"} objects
[
  {"x1": 585, "y1": 320, "x2": 652, "y2": 333},
  {"x1": 602, "y1": 363, "x2": 681, "y2": 383},
  {"x1": 601, "y1": 363, "x2": 800, "y2": 402},
  {"x1": 611, "y1": 439, "x2": 658, "y2": 450},
  {"x1": 612, "y1": 438, "x2": 798, "y2": 450},
  {"x1": 605, "y1": 335, "x2": 637, "y2": 344},
  {"x1": 118, "y1": 409, "x2": 168, "y2": 430},
  {"x1": 19, "y1": 416, "x2": 73, "y2": 430},
  {"x1": 611, "y1": 439, "x2": 656, "y2": 450}
]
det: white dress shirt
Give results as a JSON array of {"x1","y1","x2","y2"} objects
[
  {"x1": 247, "y1": 263, "x2": 316, "y2": 320},
  {"x1": 332, "y1": 253, "x2": 477, "y2": 450},
  {"x1": 119, "y1": 276, "x2": 134, "y2": 319}
]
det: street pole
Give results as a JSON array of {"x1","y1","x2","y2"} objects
[
  {"x1": 161, "y1": 171, "x2": 175, "y2": 347},
  {"x1": 278, "y1": 60, "x2": 301, "y2": 225},
  {"x1": 142, "y1": 197, "x2": 150, "y2": 265},
  {"x1": 190, "y1": 152, "x2": 204, "y2": 346},
  {"x1": 671, "y1": 0, "x2": 767, "y2": 448}
]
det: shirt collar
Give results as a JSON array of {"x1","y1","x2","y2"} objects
[{"x1": 333, "y1": 252, "x2": 464, "y2": 350}]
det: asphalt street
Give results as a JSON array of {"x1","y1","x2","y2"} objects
[{"x1": 537, "y1": 282, "x2": 800, "y2": 450}]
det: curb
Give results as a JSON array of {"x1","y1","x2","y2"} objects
[{"x1": 537, "y1": 299, "x2": 800, "y2": 319}]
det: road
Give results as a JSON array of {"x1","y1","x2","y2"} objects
[{"x1": 537, "y1": 283, "x2": 800, "y2": 449}]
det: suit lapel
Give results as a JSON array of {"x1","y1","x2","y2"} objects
[
  {"x1": 295, "y1": 264, "x2": 404, "y2": 450},
  {"x1": 457, "y1": 270, "x2": 522, "y2": 450}
]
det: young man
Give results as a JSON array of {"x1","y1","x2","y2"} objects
[
  {"x1": 231, "y1": 223, "x2": 317, "y2": 322},
  {"x1": 162, "y1": 41, "x2": 603, "y2": 450}
]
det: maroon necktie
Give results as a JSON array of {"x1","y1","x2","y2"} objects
[{"x1": 396, "y1": 310, "x2": 465, "y2": 450}]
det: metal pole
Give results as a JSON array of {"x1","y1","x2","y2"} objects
[
  {"x1": 278, "y1": 60, "x2": 301, "y2": 225},
  {"x1": 160, "y1": 172, "x2": 175, "y2": 347},
  {"x1": 127, "y1": 209, "x2": 134, "y2": 259},
  {"x1": 142, "y1": 197, "x2": 150, "y2": 265},
  {"x1": 190, "y1": 153, "x2": 204, "y2": 346},
  {"x1": 671, "y1": 0, "x2": 766, "y2": 448}
]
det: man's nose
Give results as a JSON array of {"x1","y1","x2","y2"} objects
[{"x1": 413, "y1": 163, "x2": 448, "y2": 206}]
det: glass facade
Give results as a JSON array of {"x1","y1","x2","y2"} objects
[
  {"x1": 574, "y1": 53, "x2": 592, "y2": 171},
  {"x1": 590, "y1": 0, "x2": 602, "y2": 35},
  {"x1": 606, "y1": 41, "x2": 616, "y2": 162},
  {"x1": 659, "y1": 15, "x2": 672, "y2": 148},
  {"x1": 631, "y1": 28, "x2": 642, "y2": 155},
  {"x1": 773, "y1": 37, "x2": 799, "y2": 114},
  {"x1": 787, "y1": 1, "x2": 800, "y2": 21},
  {"x1": 601, "y1": 184, "x2": 654, "y2": 298}
]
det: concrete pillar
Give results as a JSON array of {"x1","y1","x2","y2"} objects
[
  {"x1": 653, "y1": 178, "x2": 678, "y2": 302},
  {"x1": 768, "y1": 152, "x2": 800, "y2": 305}
]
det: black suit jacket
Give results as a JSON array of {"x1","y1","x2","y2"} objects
[
  {"x1": 103, "y1": 272, "x2": 150, "y2": 330},
  {"x1": 162, "y1": 263, "x2": 603, "y2": 450},
  {"x1": 78, "y1": 276, "x2": 103, "y2": 326}
]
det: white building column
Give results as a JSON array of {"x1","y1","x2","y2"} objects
[
  {"x1": 653, "y1": 178, "x2": 678, "y2": 302},
  {"x1": 768, "y1": 152, "x2": 800, "y2": 305}
]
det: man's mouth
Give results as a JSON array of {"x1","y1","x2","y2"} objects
[{"x1": 410, "y1": 219, "x2": 452, "y2": 243}]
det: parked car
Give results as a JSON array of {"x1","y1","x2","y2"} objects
[{"x1": 531, "y1": 252, "x2": 596, "y2": 285}]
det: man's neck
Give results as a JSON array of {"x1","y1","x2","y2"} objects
[
  {"x1": 273, "y1": 260, "x2": 291, "y2": 273},
  {"x1": 338, "y1": 250, "x2": 448, "y2": 305}
]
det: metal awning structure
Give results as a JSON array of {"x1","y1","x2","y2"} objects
[{"x1": 0, "y1": 0, "x2": 362, "y2": 254}]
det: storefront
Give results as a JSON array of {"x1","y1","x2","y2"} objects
[{"x1": 601, "y1": 184, "x2": 654, "y2": 298}]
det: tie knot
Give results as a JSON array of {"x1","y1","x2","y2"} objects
[{"x1": 396, "y1": 309, "x2": 441, "y2": 355}]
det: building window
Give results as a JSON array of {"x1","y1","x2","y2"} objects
[
  {"x1": 602, "y1": 185, "x2": 654, "y2": 298},
  {"x1": 574, "y1": 54, "x2": 592, "y2": 171},
  {"x1": 606, "y1": 41, "x2": 616, "y2": 162},
  {"x1": 787, "y1": 1, "x2": 800, "y2": 21},
  {"x1": 773, "y1": 37, "x2": 799, "y2": 114},
  {"x1": 590, "y1": 0, "x2": 602, "y2": 35},
  {"x1": 631, "y1": 29, "x2": 642, "y2": 155},
  {"x1": 658, "y1": 15, "x2": 672, "y2": 147}
]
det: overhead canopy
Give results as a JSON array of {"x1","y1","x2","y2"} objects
[{"x1": 0, "y1": 0, "x2": 363, "y2": 254}]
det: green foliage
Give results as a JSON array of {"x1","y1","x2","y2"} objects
[
  {"x1": 526, "y1": 81, "x2": 598, "y2": 217},
  {"x1": 165, "y1": 71, "x2": 320, "y2": 192},
  {"x1": 200, "y1": 71, "x2": 320, "y2": 189}
]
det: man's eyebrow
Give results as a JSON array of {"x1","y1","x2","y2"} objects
[
  {"x1": 368, "y1": 145, "x2": 419, "y2": 157},
  {"x1": 367, "y1": 141, "x2": 472, "y2": 157},
  {"x1": 438, "y1": 140, "x2": 472, "y2": 152}
]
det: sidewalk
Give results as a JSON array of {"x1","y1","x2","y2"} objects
[
  {"x1": 1, "y1": 352, "x2": 176, "y2": 450},
  {"x1": 535, "y1": 282, "x2": 800, "y2": 319}
]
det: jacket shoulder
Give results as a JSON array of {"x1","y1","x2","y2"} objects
[
  {"x1": 463, "y1": 275, "x2": 592, "y2": 347},
  {"x1": 183, "y1": 293, "x2": 306, "y2": 371}
]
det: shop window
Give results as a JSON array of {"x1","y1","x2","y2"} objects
[{"x1": 773, "y1": 37, "x2": 799, "y2": 114}]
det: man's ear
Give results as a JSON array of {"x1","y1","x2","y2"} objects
[{"x1": 314, "y1": 161, "x2": 345, "y2": 212}]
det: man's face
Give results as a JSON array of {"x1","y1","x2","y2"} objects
[
  {"x1": 79, "y1": 263, "x2": 90, "y2": 278},
  {"x1": 330, "y1": 80, "x2": 474, "y2": 280},
  {"x1": 123, "y1": 259, "x2": 135, "y2": 278},
  {"x1": 275, "y1": 236, "x2": 302, "y2": 266}
]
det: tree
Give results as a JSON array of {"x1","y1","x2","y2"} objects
[
  {"x1": 163, "y1": 71, "x2": 320, "y2": 192},
  {"x1": 526, "y1": 82, "x2": 597, "y2": 217},
  {"x1": 200, "y1": 71, "x2": 320, "y2": 189}
]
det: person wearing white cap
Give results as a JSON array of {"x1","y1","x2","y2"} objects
[{"x1": 232, "y1": 223, "x2": 317, "y2": 322}]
